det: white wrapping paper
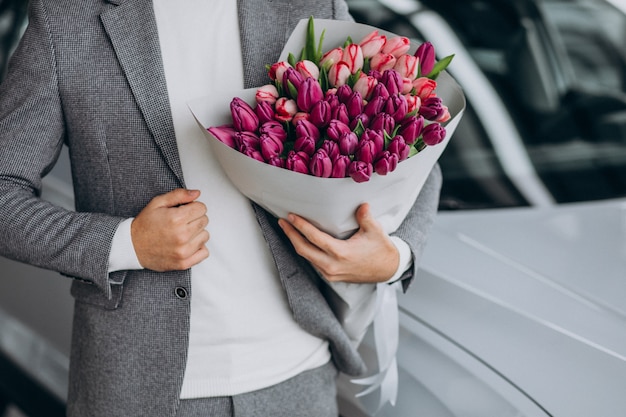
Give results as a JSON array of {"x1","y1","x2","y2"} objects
[{"x1": 188, "y1": 18, "x2": 466, "y2": 412}]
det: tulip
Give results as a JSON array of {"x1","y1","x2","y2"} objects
[
  {"x1": 331, "y1": 154, "x2": 351, "y2": 178},
  {"x1": 422, "y1": 122, "x2": 447, "y2": 146},
  {"x1": 295, "y1": 60, "x2": 320, "y2": 80},
  {"x1": 255, "y1": 100, "x2": 275, "y2": 124},
  {"x1": 285, "y1": 150, "x2": 310, "y2": 174},
  {"x1": 369, "y1": 113, "x2": 395, "y2": 135},
  {"x1": 370, "y1": 83, "x2": 390, "y2": 101},
  {"x1": 399, "y1": 115, "x2": 424, "y2": 145},
  {"x1": 295, "y1": 119, "x2": 320, "y2": 140},
  {"x1": 331, "y1": 103, "x2": 350, "y2": 126},
  {"x1": 359, "y1": 30, "x2": 386, "y2": 58},
  {"x1": 368, "y1": 69, "x2": 382, "y2": 80},
  {"x1": 349, "y1": 113, "x2": 370, "y2": 131},
  {"x1": 294, "y1": 135, "x2": 316, "y2": 156},
  {"x1": 415, "y1": 41, "x2": 435, "y2": 76},
  {"x1": 320, "y1": 47, "x2": 343, "y2": 68},
  {"x1": 297, "y1": 77, "x2": 323, "y2": 112},
  {"x1": 291, "y1": 112, "x2": 309, "y2": 126},
  {"x1": 405, "y1": 94, "x2": 421, "y2": 114},
  {"x1": 346, "y1": 91, "x2": 364, "y2": 119},
  {"x1": 310, "y1": 100, "x2": 331, "y2": 128},
  {"x1": 240, "y1": 146, "x2": 265, "y2": 163},
  {"x1": 394, "y1": 55, "x2": 419, "y2": 80},
  {"x1": 207, "y1": 125, "x2": 237, "y2": 148},
  {"x1": 336, "y1": 85, "x2": 352, "y2": 104},
  {"x1": 348, "y1": 160, "x2": 373, "y2": 183},
  {"x1": 374, "y1": 151, "x2": 399, "y2": 175},
  {"x1": 230, "y1": 97, "x2": 259, "y2": 132},
  {"x1": 282, "y1": 67, "x2": 304, "y2": 95},
  {"x1": 342, "y1": 43, "x2": 364, "y2": 74},
  {"x1": 259, "y1": 133, "x2": 284, "y2": 160},
  {"x1": 387, "y1": 135, "x2": 411, "y2": 161},
  {"x1": 361, "y1": 129, "x2": 384, "y2": 155},
  {"x1": 328, "y1": 61, "x2": 351, "y2": 87},
  {"x1": 380, "y1": 69, "x2": 403, "y2": 95},
  {"x1": 363, "y1": 95, "x2": 386, "y2": 119},
  {"x1": 412, "y1": 77, "x2": 437, "y2": 101},
  {"x1": 321, "y1": 139, "x2": 340, "y2": 161},
  {"x1": 338, "y1": 131, "x2": 359, "y2": 155},
  {"x1": 267, "y1": 156, "x2": 285, "y2": 168},
  {"x1": 370, "y1": 52, "x2": 396, "y2": 73},
  {"x1": 353, "y1": 75, "x2": 378, "y2": 100},
  {"x1": 256, "y1": 84, "x2": 279, "y2": 104},
  {"x1": 259, "y1": 120, "x2": 287, "y2": 142},
  {"x1": 326, "y1": 119, "x2": 351, "y2": 141},
  {"x1": 274, "y1": 97, "x2": 297, "y2": 123},
  {"x1": 355, "y1": 138, "x2": 379, "y2": 165},
  {"x1": 382, "y1": 36, "x2": 411, "y2": 58},
  {"x1": 401, "y1": 78, "x2": 414, "y2": 95},
  {"x1": 384, "y1": 94, "x2": 409, "y2": 123},
  {"x1": 419, "y1": 96, "x2": 445, "y2": 121},
  {"x1": 325, "y1": 93, "x2": 340, "y2": 113},
  {"x1": 309, "y1": 149, "x2": 333, "y2": 178},
  {"x1": 234, "y1": 131, "x2": 260, "y2": 152},
  {"x1": 435, "y1": 106, "x2": 451, "y2": 123},
  {"x1": 268, "y1": 61, "x2": 292, "y2": 82}
]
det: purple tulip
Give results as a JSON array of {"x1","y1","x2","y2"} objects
[
  {"x1": 419, "y1": 96, "x2": 445, "y2": 121},
  {"x1": 240, "y1": 145, "x2": 264, "y2": 163},
  {"x1": 346, "y1": 91, "x2": 364, "y2": 119},
  {"x1": 338, "y1": 131, "x2": 359, "y2": 156},
  {"x1": 309, "y1": 149, "x2": 333, "y2": 178},
  {"x1": 422, "y1": 123, "x2": 447, "y2": 146},
  {"x1": 331, "y1": 154, "x2": 351, "y2": 178},
  {"x1": 310, "y1": 100, "x2": 331, "y2": 128},
  {"x1": 331, "y1": 103, "x2": 350, "y2": 126},
  {"x1": 349, "y1": 113, "x2": 370, "y2": 131},
  {"x1": 326, "y1": 120, "x2": 352, "y2": 142},
  {"x1": 369, "y1": 113, "x2": 395, "y2": 135},
  {"x1": 259, "y1": 120, "x2": 287, "y2": 143},
  {"x1": 348, "y1": 160, "x2": 373, "y2": 183},
  {"x1": 336, "y1": 84, "x2": 353, "y2": 104},
  {"x1": 230, "y1": 97, "x2": 259, "y2": 132},
  {"x1": 368, "y1": 69, "x2": 382, "y2": 80},
  {"x1": 294, "y1": 135, "x2": 316, "y2": 156},
  {"x1": 234, "y1": 131, "x2": 260, "y2": 152},
  {"x1": 387, "y1": 135, "x2": 411, "y2": 161},
  {"x1": 321, "y1": 140, "x2": 340, "y2": 160},
  {"x1": 384, "y1": 94, "x2": 409, "y2": 123},
  {"x1": 297, "y1": 77, "x2": 324, "y2": 112},
  {"x1": 415, "y1": 41, "x2": 436, "y2": 76},
  {"x1": 361, "y1": 129, "x2": 384, "y2": 155},
  {"x1": 399, "y1": 115, "x2": 424, "y2": 145},
  {"x1": 267, "y1": 156, "x2": 285, "y2": 168},
  {"x1": 370, "y1": 83, "x2": 390, "y2": 101},
  {"x1": 374, "y1": 151, "x2": 399, "y2": 175},
  {"x1": 282, "y1": 67, "x2": 304, "y2": 95},
  {"x1": 285, "y1": 150, "x2": 310, "y2": 174},
  {"x1": 363, "y1": 95, "x2": 386, "y2": 119},
  {"x1": 380, "y1": 69, "x2": 403, "y2": 95},
  {"x1": 259, "y1": 133, "x2": 284, "y2": 160},
  {"x1": 207, "y1": 125, "x2": 237, "y2": 148},
  {"x1": 255, "y1": 101, "x2": 275, "y2": 124},
  {"x1": 355, "y1": 138, "x2": 379, "y2": 165},
  {"x1": 295, "y1": 119, "x2": 320, "y2": 140}
]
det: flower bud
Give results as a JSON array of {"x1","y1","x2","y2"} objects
[
  {"x1": 415, "y1": 41, "x2": 436, "y2": 76},
  {"x1": 240, "y1": 146, "x2": 265, "y2": 163},
  {"x1": 419, "y1": 96, "x2": 445, "y2": 121},
  {"x1": 370, "y1": 52, "x2": 397, "y2": 73},
  {"x1": 394, "y1": 54, "x2": 419, "y2": 80},
  {"x1": 355, "y1": 138, "x2": 379, "y2": 165},
  {"x1": 321, "y1": 139, "x2": 340, "y2": 161},
  {"x1": 259, "y1": 133, "x2": 284, "y2": 160},
  {"x1": 405, "y1": 94, "x2": 421, "y2": 114},
  {"x1": 359, "y1": 30, "x2": 386, "y2": 58},
  {"x1": 361, "y1": 129, "x2": 384, "y2": 155},
  {"x1": 295, "y1": 119, "x2": 320, "y2": 141},
  {"x1": 353, "y1": 75, "x2": 378, "y2": 101},
  {"x1": 331, "y1": 154, "x2": 351, "y2": 178},
  {"x1": 422, "y1": 122, "x2": 447, "y2": 146},
  {"x1": 384, "y1": 94, "x2": 409, "y2": 123},
  {"x1": 331, "y1": 103, "x2": 350, "y2": 126},
  {"x1": 374, "y1": 150, "x2": 399, "y2": 175},
  {"x1": 338, "y1": 131, "x2": 359, "y2": 155},
  {"x1": 274, "y1": 97, "x2": 297, "y2": 123},
  {"x1": 291, "y1": 112, "x2": 309, "y2": 126},
  {"x1": 412, "y1": 77, "x2": 437, "y2": 100},
  {"x1": 267, "y1": 156, "x2": 285, "y2": 168},
  {"x1": 387, "y1": 135, "x2": 410, "y2": 161},
  {"x1": 207, "y1": 125, "x2": 237, "y2": 148},
  {"x1": 320, "y1": 47, "x2": 343, "y2": 68},
  {"x1": 295, "y1": 59, "x2": 320, "y2": 79},
  {"x1": 310, "y1": 100, "x2": 331, "y2": 128},
  {"x1": 309, "y1": 149, "x2": 333, "y2": 178},
  {"x1": 342, "y1": 43, "x2": 364, "y2": 74},
  {"x1": 256, "y1": 84, "x2": 279, "y2": 104},
  {"x1": 294, "y1": 135, "x2": 316, "y2": 156},
  {"x1": 336, "y1": 85, "x2": 352, "y2": 104},
  {"x1": 435, "y1": 106, "x2": 451, "y2": 123},
  {"x1": 369, "y1": 113, "x2": 395, "y2": 135},
  {"x1": 363, "y1": 95, "x2": 386, "y2": 119},
  {"x1": 285, "y1": 150, "x2": 310, "y2": 174},
  {"x1": 230, "y1": 97, "x2": 259, "y2": 132},
  {"x1": 255, "y1": 100, "x2": 275, "y2": 124},
  {"x1": 268, "y1": 61, "x2": 292, "y2": 82},
  {"x1": 370, "y1": 83, "x2": 390, "y2": 101},
  {"x1": 282, "y1": 67, "x2": 305, "y2": 97},
  {"x1": 259, "y1": 120, "x2": 287, "y2": 142},
  {"x1": 326, "y1": 119, "x2": 352, "y2": 142},
  {"x1": 297, "y1": 77, "x2": 324, "y2": 112},
  {"x1": 349, "y1": 113, "x2": 370, "y2": 131},
  {"x1": 380, "y1": 69, "x2": 403, "y2": 95},
  {"x1": 382, "y1": 36, "x2": 411, "y2": 58},
  {"x1": 399, "y1": 115, "x2": 424, "y2": 145},
  {"x1": 328, "y1": 61, "x2": 351, "y2": 87},
  {"x1": 348, "y1": 160, "x2": 373, "y2": 183},
  {"x1": 346, "y1": 91, "x2": 364, "y2": 119},
  {"x1": 234, "y1": 131, "x2": 260, "y2": 152}
]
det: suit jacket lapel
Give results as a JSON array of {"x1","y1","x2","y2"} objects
[{"x1": 100, "y1": 0, "x2": 185, "y2": 187}]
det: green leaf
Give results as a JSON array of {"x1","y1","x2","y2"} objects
[
  {"x1": 352, "y1": 119, "x2": 366, "y2": 137},
  {"x1": 288, "y1": 52, "x2": 297, "y2": 67},
  {"x1": 316, "y1": 29, "x2": 326, "y2": 64},
  {"x1": 287, "y1": 80, "x2": 298, "y2": 99},
  {"x1": 427, "y1": 54, "x2": 455, "y2": 79},
  {"x1": 305, "y1": 16, "x2": 317, "y2": 64}
]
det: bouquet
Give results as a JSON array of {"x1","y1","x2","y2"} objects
[{"x1": 188, "y1": 18, "x2": 465, "y2": 238}]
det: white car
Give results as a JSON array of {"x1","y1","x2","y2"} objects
[{"x1": 339, "y1": 0, "x2": 626, "y2": 416}]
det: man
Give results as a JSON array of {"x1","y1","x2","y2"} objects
[{"x1": 0, "y1": 0, "x2": 442, "y2": 416}]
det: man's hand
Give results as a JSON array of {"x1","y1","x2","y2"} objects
[
  {"x1": 131, "y1": 189, "x2": 209, "y2": 271},
  {"x1": 278, "y1": 203, "x2": 399, "y2": 283}
]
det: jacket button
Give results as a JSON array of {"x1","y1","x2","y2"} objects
[{"x1": 175, "y1": 287, "x2": 188, "y2": 299}]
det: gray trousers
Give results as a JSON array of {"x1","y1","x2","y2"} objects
[{"x1": 176, "y1": 361, "x2": 339, "y2": 417}]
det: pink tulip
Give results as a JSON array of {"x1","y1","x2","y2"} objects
[
  {"x1": 348, "y1": 161, "x2": 373, "y2": 183},
  {"x1": 355, "y1": 138, "x2": 379, "y2": 165},
  {"x1": 394, "y1": 55, "x2": 419, "y2": 80},
  {"x1": 342, "y1": 43, "x2": 364, "y2": 74},
  {"x1": 230, "y1": 97, "x2": 259, "y2": 132},
  {"x1": 309, "y1": 149, "x2": 333, "y2": 178},
  {"x1": 422, "y1": 123, "x2": 447, "y2": 146},
  {"x1": 268, "y1": 61, "x2": 292, "y2": 82},
  {"x1": 346, "y1": 91, "x2": 364, "y2": 119},
  {"x1": 256, "y1": 84, "x2": 279, "y2": 104},
  {"x1": 274, "y1": 97, "x2": 297, "y2": 123},
  {"x1": 353, "y1": 75, "x2": 378, "y2": 100},
  {"x1": 291, "y1": 112, "x2": 310, "y2": 126},
  {"x1": 361, "y1": 129, "x2": 384, "y2": 155},
  {"x1": 435, "y1": 106, "x2": 451, "y2": 123},
  {"x1": 415, "y1": 41, "x2": 436, "y2": 76},
  {"x1": 349, "y1": 113, "x2": 370, "y2": 131},
  {"x1": 328, "y1": 61, "x2": 352, "y2": 87},
  {"x1": 364, "y1": 95, "x2": 386, "y2": 119},
  {"x1": 320, "y1": 47, "x2": 343, "y2": 68},
  {"x1": 401, "y1": 78, "x2": 413, "y2": 95},
  {"x1": 282, "y1": 67, "x2": 304, "y2": 94},
  {"x1": 412, "y1": 77, "x2": 437, "y2": 100},
  {"x1": 295, "y1": 60, "x2": 320, "y2": 79},
  {"x1": 207, "y1": 125, "x2": 237, "y2": 148},
  {"x1": 241, "y1": 146, "x2": 265, "y2": 163},
  {"x1": 405, "y1": 94, "x2": 421, "y2": 114},
  {"x1": 336, "y1": 85, "x2": 352, "y2": 104},
  {"x1": 370, "y1": 52, "x2": 397, "y2": 73},
  {"x1": 359, "y1": 30, "x2": 386, "y2": 58},
  {"x1": 382, "y1": 36, "x2": 411, "y2": 58}
]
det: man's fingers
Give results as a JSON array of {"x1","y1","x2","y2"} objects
[{"x1": 151, "y1": 188, "x2": 201, "y2": 209}]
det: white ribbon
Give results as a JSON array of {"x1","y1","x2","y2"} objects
[{"x1": 350, "y1": 280, "x2": 401, "y2": 411}]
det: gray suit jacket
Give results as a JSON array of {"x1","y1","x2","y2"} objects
[{"x1": 0, "y1": 0, "x2": 442, "y2": 416}]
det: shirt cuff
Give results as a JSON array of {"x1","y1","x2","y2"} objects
[
  {"x1": 386, "y1": 236, "x2": 413, "y2": 284},
  {"x1": 107, "y1": 218, "x2": 143, "y2": 273}
]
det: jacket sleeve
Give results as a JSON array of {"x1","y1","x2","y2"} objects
[{"x1": 0, "y1": 0, "x2": 124, "y2": 298}]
